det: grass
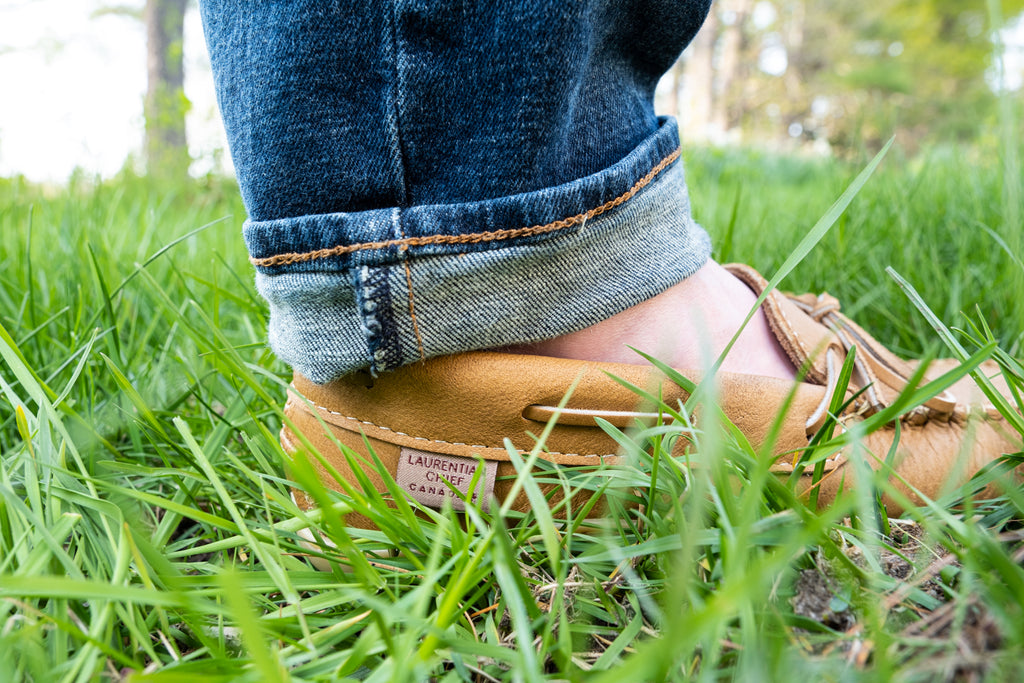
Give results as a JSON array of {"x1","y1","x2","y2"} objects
[{"x1": 1, "y1": 135, "x2": 1023, "y2": 682}]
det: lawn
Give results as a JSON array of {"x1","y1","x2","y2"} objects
[{"x1": 1, "y1": 139, "x2": 1022, "y2": 681}]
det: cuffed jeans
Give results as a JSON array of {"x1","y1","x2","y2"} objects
[{"x1": 199, "y1": 0, "x2": 714, "y2": 383}]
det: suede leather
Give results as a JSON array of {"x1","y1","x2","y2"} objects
[{"x1": 283, "y1": 265, "x2": 1021, "y2": 521}]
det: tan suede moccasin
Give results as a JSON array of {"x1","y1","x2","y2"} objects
[{"x1": 282, "y1": 264, "x2": 1021, "y2": 523}]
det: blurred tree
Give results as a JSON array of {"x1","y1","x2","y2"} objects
[
  {"x1": 710, "y1": 0, "x2": 753, "y2": 136},
  {"x1": 144, "y1": 0, "x2": 189, "y2": 179},
  {"x1": 799, "y1": 0, "x2": 1023, "y2": 151},
  {"x1": 674, "y1": 0, "x2": 1024, "y2": 152},
  {"x1": 95, "y1": 0, "x2": 191, "y2": 178},
  {"x1": 680, "y1": 7, "x2": 717, "y2": 140}
]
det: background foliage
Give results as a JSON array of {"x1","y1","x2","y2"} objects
[{"x1": 666, "y1": 0, "x2": 1024, "y2": 154}]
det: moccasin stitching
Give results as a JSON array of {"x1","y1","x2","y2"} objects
[
  {"x1": 298, "y1": 396, "x2": 620, "y2": 459},
  {"x1": 776, "y1": 295, "x2": 819, "y2": 362}
]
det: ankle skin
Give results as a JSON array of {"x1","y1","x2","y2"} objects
[{"x1": 502, "y1": 260, "x2": 796, "y2": 381}]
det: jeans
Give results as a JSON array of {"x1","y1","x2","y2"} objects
[{"x1": 199, "y1": 0, "x2": 713, "y2": 383}]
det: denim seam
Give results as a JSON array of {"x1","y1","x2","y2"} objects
[
  {"x1": 401, "y1": 259, "x2": 427, "y2": 360},
  {"x1": 250, "y1": 146, "x2": 681, "y2": 268},
  {"x1": 395, "y1": 214, "x2": 428, "y2": 361},
  {"x1": 356, "y1": 265, "x2": 402, "y2": 374},
  {"x1": 306, "y1": 399, "x2": 618, "y2": 458},
  {"x1": 387, "y1": 1, "x2": 411, "y2": 207}
]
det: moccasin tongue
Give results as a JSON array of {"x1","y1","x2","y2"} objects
[
  {"x1": 725, "y1": 263, "x2": 957, "y2": 416},
  {"x1": 725, "y1": 264, "x2": 843, "y2": 386}
]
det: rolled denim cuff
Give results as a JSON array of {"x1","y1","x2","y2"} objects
[{"x1": 249, "y1": 117, "x2": 711, "y2": 382}]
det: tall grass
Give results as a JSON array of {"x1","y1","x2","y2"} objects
[
  {"x1": 686, "y1": 141, "x2": 1024, "y2": 357},
  {"x1": 0, "y1": 136, "x2": 1022, "y2": 682}
]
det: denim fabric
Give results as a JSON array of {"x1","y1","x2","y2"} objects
[{"x1": 199, "y1": 1, "x2": 714, "y2": 382}]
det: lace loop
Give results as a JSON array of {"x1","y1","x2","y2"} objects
[{"x1": 791, "y1": 292, "x2": 957, "y2": 431}]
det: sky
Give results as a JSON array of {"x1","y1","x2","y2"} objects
[
  {"x1": 2, "y1": 1, "x2": 1023, "y2": 183},
  {"x1": 0, "y1": 0, "x2": 227, "y2": 181}
]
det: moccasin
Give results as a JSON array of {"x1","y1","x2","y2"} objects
[{"x1": 282, "y1": 264, "x2": 1022, "y2": 523}]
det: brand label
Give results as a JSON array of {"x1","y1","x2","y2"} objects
[{"x1": 395, "y1": 448, "x2": 496, "y2": 511}]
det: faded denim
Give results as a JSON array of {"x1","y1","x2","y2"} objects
[{"x1": 199, "y1": 0, "x2": 714, "y2": 383}]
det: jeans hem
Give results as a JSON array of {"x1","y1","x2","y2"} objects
[
  {"x1": 255, "y1": 137, "x2": 711, "y2": 381},
  {"x1": 244, "y1": 117, "x2": 685, "y2": 274}
]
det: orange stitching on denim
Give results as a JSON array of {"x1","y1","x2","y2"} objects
[
  {"x1": 395, "y1": 214, "x2": 427, "y2": 362},
  {"x1": 402, "y1": 256, "x2": 427, "y2": 361},
  {"x1": 251, "y1": 147, "x2": 681, "y2": 268}
]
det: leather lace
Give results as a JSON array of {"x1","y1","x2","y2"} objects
[{"x1": 791, "y1": 292, "x2": 957, "y2": 435}]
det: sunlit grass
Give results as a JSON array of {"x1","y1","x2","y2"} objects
[{"x1": 1, "y1": 137, "x2": 1023, "y2": 682}]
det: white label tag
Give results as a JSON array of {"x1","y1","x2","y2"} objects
[{"x1": 395, "y1": 448, "x2": 496, "y2": 511}]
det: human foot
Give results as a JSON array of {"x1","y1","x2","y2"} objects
[
  {"x1": 501, "y1": 259, "x2": 796, "y2": 381},
  {"x1": 284, "y1": 263, "x2": 1021, "y2": 530}
]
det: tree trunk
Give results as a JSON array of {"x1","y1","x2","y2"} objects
[
  {"x1": 681, "y1": 9, "x2": 718, "y2": 142},
  {"x1": 710, "y1": 0, "x2": 753, "y2": 138},
  {"x1": 781, "y1": 1, "x2": 806, "y2": 110},
  {"x1": 145, "y1": 0, "x2": 189, "y2": 179}
]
